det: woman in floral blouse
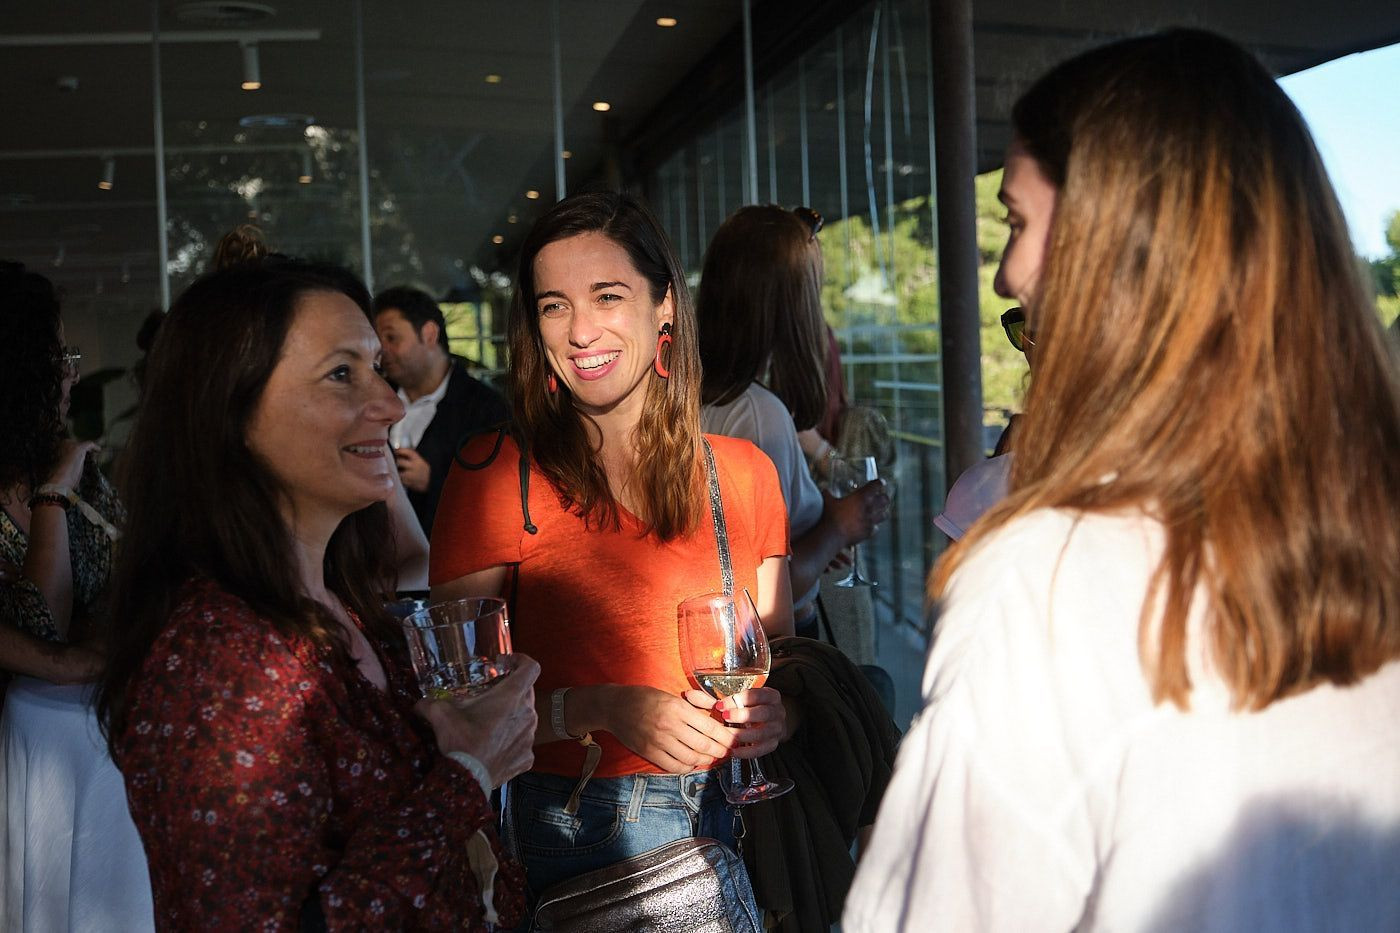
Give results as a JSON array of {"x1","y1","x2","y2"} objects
[
  {"x1": 97, "y1": 257, "x2": 538, "y2": 931},
  {"x1": 0, "y1": 262, "x2": 112, "y2": 694}
]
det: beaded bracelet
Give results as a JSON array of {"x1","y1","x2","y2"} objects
[{"x1": 28, "y1": 493, "x2": 72, "y2": 511}]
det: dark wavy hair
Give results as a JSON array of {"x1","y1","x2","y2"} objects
[
  {"x1": 0, "y1": 262, "x2": 66, "y2": 492},
  {"x1": 508, "y1": 190, "x2": 705, "y2": 541},
  {"x1": 97, "y1": 257, "x2": 399, "y2": 751}
]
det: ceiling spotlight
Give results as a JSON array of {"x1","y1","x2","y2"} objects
[
  {"x1": 98, "y1": 156, "x2": 115, "y2": 191},
  {"x1": 484, "y1": 74, "x2": 503, "y2": 84},
  {"x1": 525, "y1": 189, "x2": 540, "y2": 200},
  {"x1": 592, "y1": 101, "x2": 611, "y2": 112},
  {"x1": 561, "y1": 149, "x2": 572, "y2": 159},
  {"x1": 241, "y1": 41, "x2": 262, "y2": 90},
  {"x1": 491, "y1": 234, "x2": 504, "y2": 245},
  {"x1": 298, "y1": 150, "x2": 313, "y2": 184},
  {"x1": 508, "y1": 214, "x2": 518, "y2": 224},
  {"x1": 656, "y1": 16, "x2": 678, "y2": 27}
]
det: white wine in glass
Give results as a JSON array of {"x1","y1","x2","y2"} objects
[
  {"x1": 677, "y1": 589, "x2": 793, "y2": 805},
  {"x1": 828, "y1": 455, "x2": 879, "y2": 587}
]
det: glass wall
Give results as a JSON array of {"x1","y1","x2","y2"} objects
[{"x1": 649, "y1": 0, "x2": 943, "y2": 634}]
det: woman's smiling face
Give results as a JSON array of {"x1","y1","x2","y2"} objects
[
  {"x1": 533, "y1": 231, "x2": 673, "y2": 425},
  {"x1": 244, "y1": 290, "x2": 405, "y2": 530}
]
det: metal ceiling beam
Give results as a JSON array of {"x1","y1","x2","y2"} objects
[{"x1": 0, "y1": 29, "x2": 321, "y2": 47}]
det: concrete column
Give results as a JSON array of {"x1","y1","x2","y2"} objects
[{"x1": 929, "y1": 0, "x2": 983, "y2": 489}]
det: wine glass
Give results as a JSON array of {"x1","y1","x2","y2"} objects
[
  {"x1": 829, "y1": 455, "x2": 879, "y2": 587},
  {"x1": 677, "y1": 589, "x2": 794, "y2": 805},
  {"x1": 402, "y1": 597, "x2": 513, "y2": 699}
]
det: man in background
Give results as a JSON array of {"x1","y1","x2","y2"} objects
[{"x1": 373, "y1": 286, "x2": 507, "y2": 536}]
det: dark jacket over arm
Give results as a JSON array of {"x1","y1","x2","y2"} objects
[{"x1": 743, "y1": 636, "x2": 902, "y2": 933}]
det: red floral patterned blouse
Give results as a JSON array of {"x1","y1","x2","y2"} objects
[{"x1": 115, "y1": 577, "x2": 525, "y2": 931}]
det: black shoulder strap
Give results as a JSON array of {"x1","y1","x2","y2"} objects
[
  {"x1": 448, "y1": 424, "x2": 536, "y2": 537},
  {"x1": 518, "y1": 449, "x2": 537, "y2": 536}
]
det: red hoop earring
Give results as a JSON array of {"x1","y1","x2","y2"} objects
[
  {"x1": 547, "y1": 372, "x2": 558, "y2": 394},
  {"x1": 653, "y1": 322, "x2": 673, "y2": 379}
]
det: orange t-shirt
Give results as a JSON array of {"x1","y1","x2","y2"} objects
[{"x1": 430, "y1": 433, "x2": 790, "y2": 778}]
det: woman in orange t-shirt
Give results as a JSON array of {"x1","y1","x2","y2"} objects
[{"x1": 431, "y1": 192, "x2": 792, "y2": 921}]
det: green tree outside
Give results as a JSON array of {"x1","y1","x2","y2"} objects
[{"x1": 1370, "y1": 209, "x2": 1400, "y2": 330}]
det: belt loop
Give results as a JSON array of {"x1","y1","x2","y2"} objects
[
  {"x1": 562, "y1": 734, "x2": 602, "y2": 816},
  {"x1": 625, "y1": 774, "x2": 647, "y2": 823}
]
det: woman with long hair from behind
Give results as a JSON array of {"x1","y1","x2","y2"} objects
[
  {"x1": 97, "y1": 257, "x2": 537, "y2": 930},
  {"x1": 697, "y1": 205, "x2": 889, "y2": 633},
  {"x1": 846, "y1": 29, "x2": 1400, "y2": 932}
]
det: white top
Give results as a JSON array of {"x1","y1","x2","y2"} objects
[
  {"x1": 703, "y1": 383, "x2": 824, "y2": 612},
  {"x1": 934, "y1": 453, "x2": 1012, "y2": 540},
  {"x1": 845, "y1": 508, "x2": 1400, "y2": 932},
  {"x1": 388, "y1": 366, "x2": 452, "y2": 450}
]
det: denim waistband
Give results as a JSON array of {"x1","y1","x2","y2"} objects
[{"x1": 515, "y1": 768, "x2": 723, "y2": 815}]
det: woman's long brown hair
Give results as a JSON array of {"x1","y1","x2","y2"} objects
[
  {"x1": 508, "y1": 191, "x2": 705, "y2": 541},
  {"x1": 932, "y1": 30, "x2": 1400, "y2": 711},
  {"x1": 697, "y1": 205, "x2": 829, "y2": 430}
]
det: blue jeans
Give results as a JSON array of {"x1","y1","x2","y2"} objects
[{"x1": 507, "y1": 769, "x2": 762, "y2": 930}]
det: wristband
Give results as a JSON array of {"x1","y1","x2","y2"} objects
[
  {"x1": 446, "y1": 750, "x2": 492, "y2": 794},
  {"x1": 551, "y1": 687, "x2": 586, "y2": 741}
]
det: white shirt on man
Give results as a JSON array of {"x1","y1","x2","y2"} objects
[
  {"x1": 388, "y1": 367, "x2": 451, "y2": 450},
  {"x1": 845, "y1": 507, "x2": 1400, "y2": 932}
]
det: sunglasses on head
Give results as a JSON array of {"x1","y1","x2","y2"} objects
[
  {"x1": 792, "y1": 206, "x2": 823, "y2": 241},
  {"x1": 1000, "y1": 307, "x2": 1035, "y2": 353}
]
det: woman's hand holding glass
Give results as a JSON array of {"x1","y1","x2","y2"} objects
[
  {"x1": 828, "y1": 456, "x2": 883, "y2": 587},
  {"x1": 686, "y1": 684, "x2": 786, "y2": 758},
  {"x1": 824, "y1": 477, "x2": 890, "y2": 547},
  {"x1": 584, "y1": 684, "x2": 740, "y2": 774},
  {"x1": 415, "y1": 653, "x2": 540, "y2": 789}
]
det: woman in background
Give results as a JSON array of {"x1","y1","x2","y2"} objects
[
  {"x1": 847, "y1": 29, "x2": 1400, "y2": 931},
  {"x1": 697, "y1": 205, "x2": 888, "y2": 633},
  {"x1": 0, "y1": 262, "x2": 112, "y2": 691}
]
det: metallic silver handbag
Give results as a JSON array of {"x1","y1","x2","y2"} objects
[{"x1": 531, "y1": 837, "x2": 743, "y2": 932}]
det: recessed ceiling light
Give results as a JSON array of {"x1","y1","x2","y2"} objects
[
  {"x1": 525, "y1": 189, "x2": 540, "y2": 200},
  {"x1": 491, "y1": 234, "x2": 504, "y2": 245},
  {"x1": 508, "y1": 214, "x2": 518, "y2": 224},
  {"x1": 241, "y1": 41, "x2": 262, "y2": 91},
  {"x1": 656, "y1": 17, "x2": 678, "y2": 27},
  {"x1": 592, "y1": 101, "x2": 611, "y2": 112},
  {"x1": 561, "y1": 150, "x2": 572, "y2": 159},
  {"x1": 484, "y1": 74, "x2": 503, "y2": 84}
]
